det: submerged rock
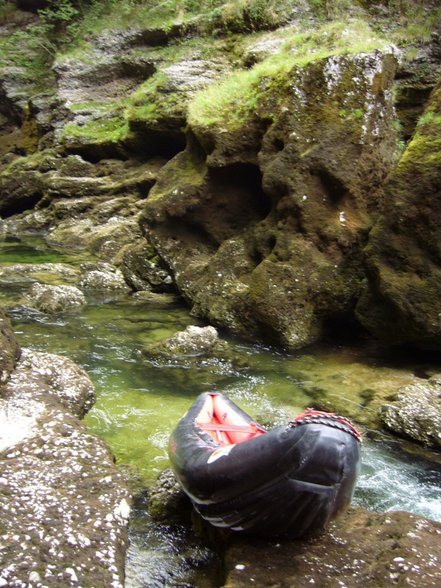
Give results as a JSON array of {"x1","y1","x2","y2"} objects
[
  {"x1": 0, "y1": 346, "x2": 131, "y2": 587},
  {"x1": 380, "y1": 375, "x2": 441, "y2": 448},
  {"x1": 0, "y1": 262, "x2": 80, "y2": 287},
  {"x1": 26, "y1": 282, "x2": 86, "y2": 314}
]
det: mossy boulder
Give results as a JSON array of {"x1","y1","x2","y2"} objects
[
  {"x1": 356, "y1": 78, "x2": 441, "y2": 350},
  {"x1": 142, "y1": 47, "x2": 399, "y2": 349}
]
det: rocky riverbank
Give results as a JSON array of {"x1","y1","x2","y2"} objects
[
  {"x1": 0, "y1": 308, "x2": 131, "y2": 587},
  {"x1": 1, "y1": 1, "x2": 441, "y2": 586}
]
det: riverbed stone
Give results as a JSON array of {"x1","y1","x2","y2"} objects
[
  {"x1": 222, "y1": 509, "x2": 441, "y2": 587},
  {"x1": 148, "y1": 468, "x2": 191, "y2": 524},
  {"x1": 144, "y1": 324, "x2": 226, "y2": 359},
  {"x1": 26, "y1": 282, "x2": 86, "y2": 314},
  {"x1": 79, "y1": 262, "x2": 130, "y2": 291},
  {"x1": 380, "y1": 375, "x2": 441, "y2": 448},
  {"x1": 0, "y1": 347, "x2": 131, "y2": 587}
]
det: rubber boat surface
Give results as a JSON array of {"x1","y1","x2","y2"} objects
[{"x1": 169, "y1": 392, "x2": 362, "y2": 537}]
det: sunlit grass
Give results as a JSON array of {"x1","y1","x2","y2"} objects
[{"x1": 188, "y1": 18, "x2": 390, "y2": 129}]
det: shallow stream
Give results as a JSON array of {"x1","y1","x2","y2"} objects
[{"x1": 1, "y1": 236, "x2": 440, "y2": 587}]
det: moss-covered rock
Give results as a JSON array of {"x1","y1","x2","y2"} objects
[
  {"x1": 25, "y1": 282, "x2": 86, "y2": 314},
  {"x1": 356, "y1": 78, "x2": 441, "y2": 349},
  {"x1": 143, "y1": 44, "x2": 399, "y2": 349}
]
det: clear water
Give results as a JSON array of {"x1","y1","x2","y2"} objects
[{"x1": 1, "y1": 236, "x2": 440, "y2": 587}]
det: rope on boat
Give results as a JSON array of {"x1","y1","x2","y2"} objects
[{"x1": 289, "y1": 408, "x2": 363, "y2": 442}]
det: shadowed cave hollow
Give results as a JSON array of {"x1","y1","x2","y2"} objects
[{"x1": 203, "y1": 162, "x2": 271, "y2": 239}]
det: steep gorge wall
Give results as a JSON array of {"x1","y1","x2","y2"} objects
[
  {"x1": 143, "y1": 50, "x2": 400, "y2": 348},
  {"x1": 0, "y1": 1, "x2": 440, "y2": 351}
]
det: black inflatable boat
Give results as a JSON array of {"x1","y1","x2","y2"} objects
[{"x1": 169, "y1": 392, "x2": 362, "y2": 538}]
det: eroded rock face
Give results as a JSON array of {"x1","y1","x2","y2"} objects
[
  {"x1": 356, "y1": 78, "x2": 441, "y2": 350},
  {"x1": 143, "y1": 49, "x2": 399, "y2": 349},
  {"x1": 0, "y1": 346, "x2": 131, "y2": 587}
]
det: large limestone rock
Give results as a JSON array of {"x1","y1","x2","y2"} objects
[
  {"x1": 356, "y1": 78, "x2": 441, "y2": 350},
  {"x1": 0, "y1": 346, "x2": 131, "y2": 587},
  {"x1": 143, "y1": 48, "x2": 399, "y2": 349}
]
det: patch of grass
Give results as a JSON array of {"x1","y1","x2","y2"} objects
[
  {"x1": 188, "y1": 18, "x2": 390, "y2": 129},
  {"x1": 62, "y1": 114, "x2": 130, "y2": 145},
  {"x1": 416, "y1": 111, "x2": 441, "y2": 130},
  {"x1": 60, "y1": 0, "x2": 294, "y2": 41},
  {"x1": 384, "y1": 1, "x2": 441, "y2": 46}
]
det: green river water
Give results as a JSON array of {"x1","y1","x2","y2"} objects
[{"x1": 1, "y1": 236, "x2": 440, "y2": 587}]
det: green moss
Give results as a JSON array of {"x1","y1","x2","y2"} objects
[
  {"x1": 188, "y1": 19, "x2": 389, "y2": 129},
  {"x1": 61, "y1": 115, "x2": 130, "y2": 145},
  {"x1": 124, "y1": 72, "x2": 185, "y2": 127},
  {"x1": 416, "y1": 111, "x2": 441, "y2": 130}
]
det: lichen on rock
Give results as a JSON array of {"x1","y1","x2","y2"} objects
[
  {"x1": 380, "y1": 375, "x2": 441, "y2": 448},
  {"x1": 0, "y1": 344, "x2": 131, "y2": 587},
  {"x1": 26, "y1": 282, "x2": 86, "y2": 314}
]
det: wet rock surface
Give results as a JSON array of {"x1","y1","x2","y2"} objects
[
  {"x1": 223, "y1": 509, "x2": 441, "y2": 587},
  {"x1": 147, "y1": 468, "x2": 191, "y2": 524},
  {"x1": 380, "y1": 375, "x2": 441, "y2": 448},
  {"x1": 26, "y1": 282, "x2": 86, "y2": 314},
  {"x1": 79, "y1": 262, "x2": 130, "y2": 292},
  {"x1": 0, "y1": 343, "x2": 131, "y2": 587},
  {"x1": 156, "y1": 325, "x2": 221, "y2": 355}
]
